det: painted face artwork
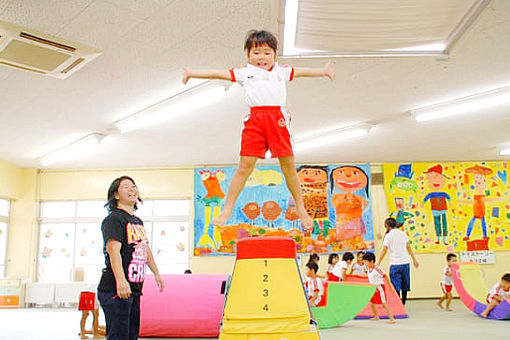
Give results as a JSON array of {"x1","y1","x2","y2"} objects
[
  {"x1": 332, "y1": 166, "x2": 368, "y2": 193},
  {"x1": 474, "y1": 173, "x2": 487, "y2": 190},
  {"x1": 426, "y1": 171, "x2": 446, "y2": 190},
  {"x1": 298, "y1": 168, "x2": 328, "y2": 184}
]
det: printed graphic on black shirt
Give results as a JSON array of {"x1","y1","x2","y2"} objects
[{"x1": 126, "y1": 222, "x2": 148, "y2": 283}]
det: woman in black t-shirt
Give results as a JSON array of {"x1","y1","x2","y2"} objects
[{"x1": 97, "y1": 176, "x2": 164, "y2": 340}]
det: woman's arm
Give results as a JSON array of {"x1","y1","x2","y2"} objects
[
  {"x1": 182, "y1": 67, "x2": 231, "y2": 84},
  {"x1": 407, "y1": 243, "x2": 419, "y2": 268},
  {"x1": 106, "y1": 239, "x2": 131, "y2": 299},
  {"x1": 146, "y1": 247, "x2": 165, "y2": 292},
  {"x1": 376, "y1": 245, "x2": 388, "y2": 267}
]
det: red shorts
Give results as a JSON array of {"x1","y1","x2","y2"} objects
[
  {"x1": 440, "y1": 282, "x2": 453, "y2": 294},
  {"x1": 78, "y1": 291, "x2": 96, "y2": 311},
  {"x1": 240, "y1": 106, "x2": 293, "y2": 158},
  {"x1": 371, "y1": 285, "x2": 387, "y2": 304}
]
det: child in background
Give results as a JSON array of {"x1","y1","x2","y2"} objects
[
  {"x1": 326, "y1": 253, "x2": 340, "y2": 281},
  {"x1": 437, "y1": 253, "x2": 457, "y2": 311},
  {"x1": 305, "y1": 262, "x2": 324, "y2": 307},
  {"x1": 330, "y1": 252, "x2": 354, "y2": 282},
  {"x1": 481, "y1": 273, "x2": 510, "y2": 318},
  {"x1": 78, "y1": 291, "x2": 106, "y2": 339},
  {"x1": 183, "y1": 30, "x2": 334, "y2": 229},
  {"x1": 350, "y1": 251, "x2": 367, "y2": 276},
  {"x1": 363, "y1": 252, "x2": 396, "y2": 324}
]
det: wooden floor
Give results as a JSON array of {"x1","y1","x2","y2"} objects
[{"x1": 0, "y1": 299, "x2": 508, "y2": 340}]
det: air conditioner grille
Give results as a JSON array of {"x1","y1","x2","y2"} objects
[
  {"x1": 19, "y1": 32, "x2": 76, "y2": 52},
  {"x1": 0, "y1": 39, "x2": 71, "y2": 71}
]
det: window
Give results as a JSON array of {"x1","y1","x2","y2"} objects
[
  {"x1": 37, "y1": 200, "x2": 190, "y2": 283},
  {"x1": 0, "y1": 199, "x2": 11, "y2": 278}
]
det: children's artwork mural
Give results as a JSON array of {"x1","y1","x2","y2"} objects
[
  {"x1": 194, "y1": 164, "x2": 374, "y2": 255},
  {"x1": 383, "y1": 162, "x2": 510, "y2": 253}
]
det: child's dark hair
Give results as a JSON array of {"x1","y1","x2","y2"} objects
[
  {"x1": 105, "y1": 176, "x2": 142, "y2": 213},
  {"x1": 328, "y1": 253, "x2": 339, "y2": 264},
  {"x1": 362, "y1": 252, "x2": 376, "y2": 262},
  {"x1": 357, "y1": 251, "x2": 365, "y2": 257},
  {"x1": 184, "y1": 269, "x2": 192, "y2": 274},
  {"x1": 342, "y1": 252, "x2": 354, "y2": 262},
  {"x1": 446, "y1": 253, "x2": 457, "y2": 262},
  {"x1": 244, "y1": 30, "x2": 278, "y2": 54},
  {"x1": 306, "y1": 262, "x2": 318, "y2": 274},
  {"x1": 502, "y1": 273, "x2": 510, "y2": 282},
  {"x1": 385, "y1": 217, "x2": 399, "y2": 229},
  {"x1": 308, "y1": 253, "x2": 320, "y2": 263}
]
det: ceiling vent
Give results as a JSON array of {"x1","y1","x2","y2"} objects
[{"x1": 0, "y1": 20, "x2": 101, "y2": 79}]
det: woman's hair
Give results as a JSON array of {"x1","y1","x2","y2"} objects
[
  {"x1": 105, "y1": 176, "x2": 143, "y2": 213},
  {"x1": 244, "y1": 30, "x2": 278, "y2": 54},
  {"x1": 328, "y1": 253, "x2": 339, "y2": 264},
  {"x1": 385, "y1": 217, "x2": 399, "y2": 230}
]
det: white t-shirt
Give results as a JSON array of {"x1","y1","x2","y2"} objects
[
  {"x1": 442, "y1": 265, "x2": 453, "y2": 286},
  {"x1": 367, "y1": 266, "x2": 385, "y2": 286},
  {"x1": 230, "y1": 63, "x2": 294, "y2": 107},
  {"x1": 305, "y1": 276, "x2": 324, "y2": 304},
  {"x1": 488, "y1": 282, "x2": 510, "y2": 302},
  {"x1": 352, "y1": 262, "x2": 367, "y2": 276},
  {"x1": 331, "y1": 260, "x2": 348, "y2": 280},
  {"x1": 382, "y1": 229, "x2": 410, "y2": 265}
]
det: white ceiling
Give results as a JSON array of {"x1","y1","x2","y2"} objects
[{"x1": 0, "y1": 0, "x2": 509, "y2": 169}]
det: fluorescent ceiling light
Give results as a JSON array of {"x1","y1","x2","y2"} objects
[
  {"x1": 411, "y1": 85, "x2": 510, "y2": 122},
  {"x1": 500, "y1": 147, "x2": 510, "y2": 156},
  {"x1": 39, "y1": 133, "x2": 106, "y2": 166},
  {"x1": 115, "y1": 82, "x2": 228, "y2": 133},
  {"x1": 283, "y1": 0, "x2": 326, "y2": 56},
  {"x1": 294, "y1": 123, "x2": 373, "y2": 152},
  {"x1": 384, "y1": 42, "x2": 446, "y2": 52}
]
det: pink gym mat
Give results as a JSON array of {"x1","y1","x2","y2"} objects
[{"x1": 139, "y1": 274, "x2": 228, "y2": 337}]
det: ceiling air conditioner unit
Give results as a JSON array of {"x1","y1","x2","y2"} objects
[{"x1": 0, "y1": 20, "x2": 101, "y2": 79}]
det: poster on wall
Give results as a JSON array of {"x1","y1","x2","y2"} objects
[
  {"x1": 383, "y1": 162, "x2": 510, "y2": 253},
  {"x1": 194, "y1": 164, "x2": 374, "y2": 255}
]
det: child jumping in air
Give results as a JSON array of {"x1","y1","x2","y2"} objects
[
  {"x1": 305, "y1": 262, "x2": 324, "y2": 307},
  {"x1": 183, "y1": 30, "x2": 334, "y2": 229},
  {"x1": 363, "y1": 252, "x2": 396, "y2": 324},
  {"x1": 437, "y1": 253, "x2": 457, "y2": 311},
  {"x1": 481, "y1": 273, "x2": 510, "y2": 318}
]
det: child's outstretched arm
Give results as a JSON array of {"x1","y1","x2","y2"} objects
[
  {"x1": 293, "y1": 60, "x2": 335, "y2": 80},
  {"x1": 182, "y1": 67, "x2": 231, "y2": 84}
]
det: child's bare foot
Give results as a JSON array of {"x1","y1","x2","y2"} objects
[
  {"x1": 389, "y1": 318, "x2": 396, "y2": 324},
  {"x1": 369, "y1": 317, "x2": 379, "y2": 321},
  {"x1": 80, "y1": 333, "x2": 88, "y2": 339},
  {"x1": 212, "y1": 210, "x2": 231, "y2": 226},
  {"x1": 480, "y1": 312, "x2": 488, "y2": 318},
  {"x1": 446, "y1": 308, "x2": 453, "y2": 312},
  {"x1": 437, "y1": 302, "x2": 443, "y2": 310}
]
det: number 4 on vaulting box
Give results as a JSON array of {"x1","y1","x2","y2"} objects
[{"x1": 219, "y1": 236, "x2": 320, "y2": 340}]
